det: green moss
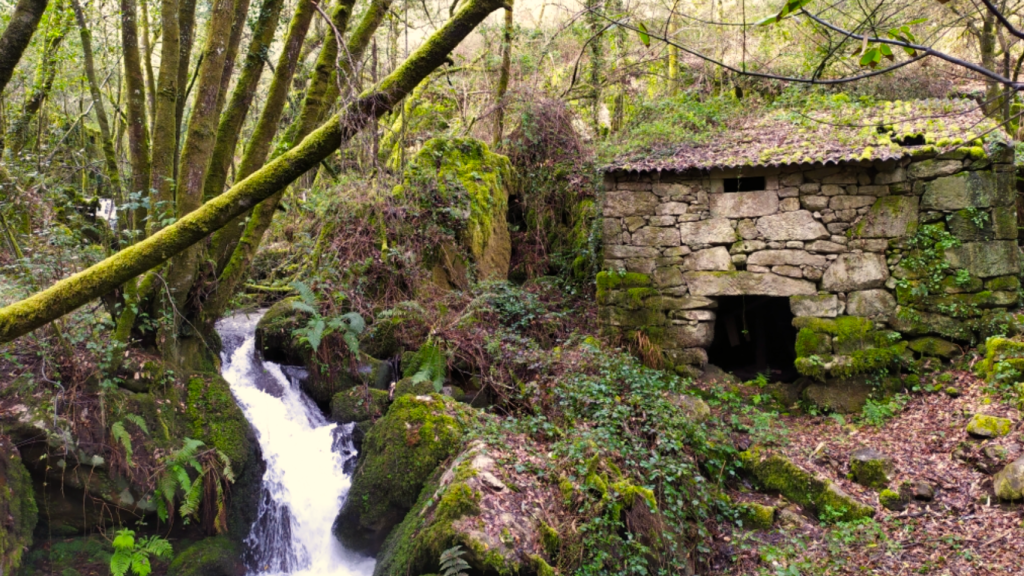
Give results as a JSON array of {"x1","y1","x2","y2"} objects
[
  {"x1": 166, "y1": 536, "x2": 240, "y2": 576},
  {"x1": 736, "y1": 502, "x2": 775, "y2": 529},
  {"x1": 966, "y1": 413, "x2": 1012, "y2": 437},
  {"x1": 539, "y1": 521, "x2": 560, "y2": 557},
  {"x1": 1, "y1": 439, "x2": 37, "y2": 572},
  {"x1": 831, "y1": 342, "x2": 908, "y2": 379},
  {"x1": 393, "y1": 377, "x2": 437, "y2": 398},
  {"x1": 878, "y1": 489, "x2": 905, "y2": 511},
  {"x1": 596, "y1": 271, "x2": 652, "y2": 303},
  {"x1": 986, "y1": 275, "x2": 1021, "y2": 292},
  {"x1": 530, "y1": 554, "x2": 556, "y2": 576},
  {"x1": 850, "y1": 458, "x2": 891, "y2": 490},
  {"x1": 334, "y1": 394, "x2": 477, "y2": 548},
  {"x1": 740, "y1": 447, "x2": 874, "y2": 522},
  {"x1": 792, "y1": 316, "x2": 873, "y2": 339},
  {"x1": 976, "y1": 337, "x2": 1024, "y2": 382},
  {"x1": 331, "y1": 386, "x2": 390, "y2": 422},
  {"x1": 186, "y1": 375, "x2": 252, "y2": 468},
  {"x1": 795, "y1": 328, "x2": 832, "y2": 357}
]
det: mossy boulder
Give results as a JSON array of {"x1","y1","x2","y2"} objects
[
  {"x1": 878, "y1": 489, "x2": 907, "y2": 511},
  {"x1": 993, "y1": 456, "x2": 1024, "y2": 501},
  {"x1": 393, "y1": 377, "x2": 436, "y2": 398},
  {"x1": 254, "y1": 297, "x2": 310, "y2": 366},
  {"x1": 167, "y1": 536, "x2": 243, "y2": 576},
  {"x1": 0, "y1": 436, "x2": 37, "y2": 572},
  {"x1": 849, "y1": 448, "x2": 894, "y2": 489},
  {"x1": 306, "y1": 353, "x2": 394, "y2": 405},
  {"x1": 374, "y1": 440, "x2": 559, "y2": 576},
  {"x1": 976, "y1": 336, "x2": 1024, "y2": 384},
  {"x1": 736, "y1": 502, "x2": 775, "y2": 529},
  {"x1": 399, "y1": 137, "x2": 513, "y2": 281},
  {"x1": 334, "y1": 394, "x2": 480, "y2": 554},
  {"x1": 331, "y1": 386, "x2": 390, "y2": 423},
  {"x1": 740, "y1": 446, "x2": 874, "y2": 522},
  {"x1": 802, "y1": 376, "x2": 874, "y2": 413},
  {"x1": 908, "y1": 337, "x2": 961, "y2": 359},
  {"x1": 965, "y1": 413, "x2": 1013, "y2": 438}
]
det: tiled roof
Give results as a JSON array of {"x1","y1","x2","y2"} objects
[{"x1": 604, "y1": 98, "x2": 1008, "y2": 173}]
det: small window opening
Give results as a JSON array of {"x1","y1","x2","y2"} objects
[
  {"x1": 706, "y1": 296, "x2": 799, "y2": 382},
  {"x1": 723, "y1": 176, "x2": 766, "y2": 192}
]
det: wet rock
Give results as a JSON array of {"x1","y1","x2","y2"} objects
[
  {"x1": 254, "y1": 297, "x2": 310, "y2": 366},
  {"x1": 331, "y1": 386, "x2": 390, "y2": 423},
  {"x1": 993, "y1": 456, "x2": 1024, "y2": 500},
  {"x1": 966, "y1": 414, "x2": 1013, "y2": 438},
  {"x1": 849, "y1": 448, "x2": 894, "y2": 489}
]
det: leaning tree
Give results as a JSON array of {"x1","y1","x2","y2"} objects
[{"x1": 0, "y1": 0, "x2": 511, "y2": 363}]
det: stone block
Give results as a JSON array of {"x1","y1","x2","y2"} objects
[
  {"x1": 779, "y1": 186, "x2": 800, "y2": 198},
  {"x1": 617, "y1": 180, "x2": 653, "y2": 191},
  {"x1": 604, "y1": 245, "x2": 659, "y2": 259},
  {"x1": 603, "y1": 219, "x2": 622, "y2": 244},
  {"x1": 654, "y1": 266, "x2": 685, "y2": 287},
  {"x1": 624, "y1": 216, "x2": 645, "y2": 232},
  {"x1": 649, "y1": 215, "x2": 676, "y2": 227},
  {"x1": 826, "y1": 223, "x2": 851, "y2": 234},
  {"x1": 805, "y1": 240, "x2": 846, "y2": 253},
  {"x1": 852, "y1": 196, "x2": 919, "y2": 238},
  {"x1": 947, "y1": 209, "x2": 994, "y2": 242},
  {"x1": 632, "y1": 226, "x2": 681, "y2": 246},
  {"x1": 821, "y1": 184, "x2": 844, "y2": 196},
  {"x1": 780, "y1": 172, "x2": 804, "y2": 187},
  {"x1": 665, "y1": 322, "x2": 714, "y2": 348},
  {"x1": 678, "y1": 309, "x2": 716, "y2": 321},
  {"x1": 993, "y1": 206, "x2": 1018, "y2": 240},
  {"x1": 683, "y1": 271, "x2": 817, "y2": 296},
  {"x1": 665, "y1": 347, "x2": 708, "y2": 367},
  {"x1": 780, "y1": 197, "x2": 801, "y2": 212},
  {"x1": 829, "y1": 196, "x2": 876, "y2": 210},
  {"x1": 801, "y1": 196, "x2": 829, "y2": 211},
  {"x1": 799, "y1": 183, "x2": 821, "y2": 194},
  {"x1": 874, "y1": 168, "x2": 905, "y2": 185},
  {"x1": 773, "y1": 265, "x2": 803, "y2": 278},
  {"x1": 846, "y1": 289, "x2": 896, "y2": 317},
  {"x1": 710, "y1": 191, "x2": 780, "y2": 218},
  {"x1": 756, "y1": 211, "x2": 830, "y2": 241},
  {"x1": 656, "y1": 202, "x2": 690, "y2": 215},
  {"x1": 790, "y1": 294, "x2": 841, "y2": 318},
  {"x1": 889, "y1": 307, "x2": 972, "y2": 341},
  {"x1": 821, "y1": 253, "x2": 889, "y2": 292},
  {"x1": 848, "y1": 239, "x2": 888, "y2": 252},
  {"x1": 652, "y1": 183, "x2": 692, "y2": 197},
  {"x1": 687, "y1": 247, "x2": 734, "y2": 271},
  {"x1": 908, "y1": 159, "x2": 962, "y2": 179},
  {"x1": 679, "y1": 218, "x2": 737, "y2": 245},
  {"x1": 907, "y1": 337, "x2": 961, "y2": 359},
  {"x1": 664, "y1": 246, "x2": 692, "y2": 257},
  {"x1": 945, "y1": 241, "x2": 1021, "y2": 278},
  {"x1": 857, "y1": 185, "x2": 890, "y2": 196},
  {"x1": 747, "y1": 249, "x2": 827, "y2": 268},
  {"x1": 657, "y1": 295, "x2": 716, "y2": 310},
  {"x1": 921, "y1": 171, "x2": 1013, "y2": 210},
  {"x1": 748, "y1": 265, "x2": 770, "y2": 273},
  {"x1": 605, "y1": 191, "x2": 658, "y2": 217},
  {"x1": 730, "y1": 240, "x2": 767, "y2": 254}
]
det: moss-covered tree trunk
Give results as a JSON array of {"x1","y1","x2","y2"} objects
[
  {"x1": 202, "y1": 0, "x2": 287, "y2": 203},
  {"x1": 173, "y1": 0, "x2": 197, "y2": 168},
  {"x1": 0, "y1": 0, "x2": 511, "y2": 344},
  {"x1": 147, "y1": 0, "x2": 181, "y2": 234},
  {"x1": 0, "y1": 0, "x2": 49, "y2": 97},
  {"x1": 492, "y1": 5, "x2": 513, "y2": 146},
  {"x1": 121, "y1": 0, "x2": 152, "y2": 233},
  {"x1": 70, "y1": 0, "x2": 121, "y2": 198}
]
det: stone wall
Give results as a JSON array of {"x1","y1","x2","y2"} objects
[{"x1": 599, "y1": 144, "x2": 1022, "y2": 382}]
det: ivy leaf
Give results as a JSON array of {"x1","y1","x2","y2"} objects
[{"x1": 636, "y1": 22, "x2": 650, "y2": 47}]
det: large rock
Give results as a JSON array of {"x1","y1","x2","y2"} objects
[
  {"x1": 889, "y1": 307, "x2": 973, "y2": 341},
  {"x1": 747, "y1": 250, "x2": 827, "y2": 268},
  {"x1": 710, "y1": 191, "x2": 779, "y2": 218},
  {"x1": 945, "y1": 241, "x2": 1021, "y2": 278},
  {"x1": 255, "y1": 297, "x2": 310, "y2": 366},
  {"x1": 632, "y1": 226, "x2": 680, "y2": 246},
  {"x1": 966, "y1": 414, "x2": 1013, "y2": 438},
  {"x1": 331, "y1": 386, "x2": 390, "y2": 423},
  {"x1": 821, "y1": 253, "x2": 889, "y2": 292},
  {"x1": 803, "y1": 377, "x2": 874, "y2": 413},
  {"x1": 683, "y1": 271, "x2": 816, "y2": 296},
  {"x1": 605, "y1": 190, "x2": 658, "y2": 217},
  {"x1": 921, "y1": 171, "x2": 1014, "y2": 210},
  {"x1": 994, "y1": 457, "x2": 1024, "y2": 500},
  {"x1": 0, "y1": 436, "x2": 36, "y2": 572},
  {"x1": 756, "y1": 211, "x2": 830, "y2": 241},
  {"x1": 853, "y1": 196, "x2": 919, "y2": 238},
  {"x1": 687, "y1": 246, "x2": 734, "y2": 271},
  {"x1": 679, "y1": 218, "x2": 737, "y2": 244},
  {"x1": 790, "y1": 294, "x2": 840, "y2": 318},
  {"x1": 665, "y1": 322, "x2": 715, "y2": 348},
  {"x1": 167, "y1": 536, "x2": 243, "y2": 576},
  {"x1": 334, "y1": 394, "x2": 478, "y2": 554},
  {"x1": 907, "y1": 337, "x2": 961, "y2": 358},
  {"x1": 846, "y1": 289, "x2": 897, "y2": 317},
  {"x1": 908, "y1": 159, "x2": 963, "y2": 179}
]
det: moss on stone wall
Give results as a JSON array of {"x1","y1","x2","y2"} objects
[{"x1": 0, "y1": 437, "x2": 37, "y2": 572}]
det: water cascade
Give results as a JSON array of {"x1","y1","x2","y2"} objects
[{"x1": 217, "y1": 312, "x2": 375, "y2": 576}]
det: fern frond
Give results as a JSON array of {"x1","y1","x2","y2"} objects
[
  {"x1": 124, "y1": 413, "x2": 150, "y2": 435},
  {"x1": 111, "y1": 421, "x2": 134, "y2": 467},
  {"x1": 290, "y1": 281, "x2": 317, "y2": 307}
]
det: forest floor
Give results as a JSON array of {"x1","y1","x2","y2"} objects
[{"x1": 704, "y1": 364, "x2": 1024, "y2": 576}]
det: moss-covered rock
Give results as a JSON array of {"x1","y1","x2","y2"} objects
[
  {"x1": 393, "y1": 377, "x2": 436, "y2": 398},
  {"x1": 736, "y1": 502, "x2": 775, "y2": 529},
  {"x1": 802, "y1": 376, "x2": 874, "y2": 413},
  {"x1": 167, "y1": 536, "x2": 243, "y2": 576},
  {"x1": 398, "y1": 137, "x2": 513, "y2": 281},
  {"x1": 965, "y1": 413, "x2": 1013, "y2": 438},
  {"x1": 331, "y1": 386, "x2": 390, "y2": 422},
  {"x1": 334, "y1": 394, "x2": 479, "y2": 554},
  {"x1": 849, "y1": 448, "x2": 894, "y2": 489},
  {"x1": 908, "y1": 337, "x2": 961, "y2": 359},
  {"x1": 740, "y1": 446, "x2": 874, "y2": 522},
  {"x1": 878, "y1": 488, "x2": 907, "y2": 511},
  {"x1": 993, "y1": 456, "x2": 1024, "y2": 501},
  {"x1": 254, "y1": 297, "x2": 310, "y2": 366},
  {"x1": 186, "y1": 375, "x2": 252, "y2": 469},
  {"x1": 0, "y1": 436, "x2": 37, "y2": 572},
  {"x1": 976, "y1": 336, "x2": 1024, "y2": 384},
  {"x1": 305, "y1": 353, "x2": 393, "y2": 405}
]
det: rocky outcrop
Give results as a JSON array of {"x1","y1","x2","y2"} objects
[
  {"x1": 334, "y1": 394, "x2": 480, "y2": 554},
  {"x1": 0, "y1": 436, "x2": 37, "y2": 572}
]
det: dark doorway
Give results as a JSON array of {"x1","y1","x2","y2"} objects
[{"x1": 706, "y1": 296, "x2": 799, "y2": 382}]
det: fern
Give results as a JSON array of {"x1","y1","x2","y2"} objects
[
  {"x1": 123, "y1": 414, "x2": 150, "y2": 435},
  {"x1": 439, "y1": 545, "x2": 470, "y2": 576},
  {"x1": 110, "y1": 529, "x2": 172, "y2": 576},
  {"x1": 111, "y1": 422, "x2": 134, "y2": 467},
  {"x1": 405, "y1": 341, "x2": 447, "y2": 392}
]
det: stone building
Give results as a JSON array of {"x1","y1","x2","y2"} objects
[{"x1": 599, "y1": 99, "x2": 1022, "y2": 407}]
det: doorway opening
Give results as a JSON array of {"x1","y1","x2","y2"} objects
[{"x1": 706, "y1": 296, "x2": 799, "y2": 382}]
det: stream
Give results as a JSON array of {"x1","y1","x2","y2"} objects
[{"x1": 216, "y1": 311, "x2": 375, "y2": 576}]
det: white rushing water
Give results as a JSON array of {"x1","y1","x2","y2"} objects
[{"x1": 217, "y1": 312, "x2": 375, "y2": 576}]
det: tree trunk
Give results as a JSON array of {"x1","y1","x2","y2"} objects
[
  {"x1": 0, "y1": 0, "x2": 509, "y2": 344},
  {"x1": 207, "y1": 0, "x2": 317, "y2": 271},
  {"x1": 148, "y1": 0, "x2": 181, "y2": 234},
  {"x1": 4, "y1": 1, "x2": 69, "y2": 158},
  {"x1": 173, "y1": 0, "x2": 197, "y2": 168},
  {"x1": 121, "y1": 0, "x2": 152, "y2": 233},
  {"x1": 202, "y1": 0, "x2": 287, "y2": 203},
  {"x1": 492, "y1": 5, "x2": 512, "y2": 147},
  {"x1": 213, "y1": 0, "x2": 253, "y2": 122},
  {"x1": 70, "y1": 0, "x2": 121, "y2": 199},
  {"x1": 139, "y1": 0, "x2": 157, "y2": 122},
  {"x1": 0, "y1": 0, "x2": 49, "y2": 98}
]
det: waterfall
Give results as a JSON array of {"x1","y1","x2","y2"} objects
[{"x1": 217, "y1": 312, "x2": 375, "y2": 576}]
